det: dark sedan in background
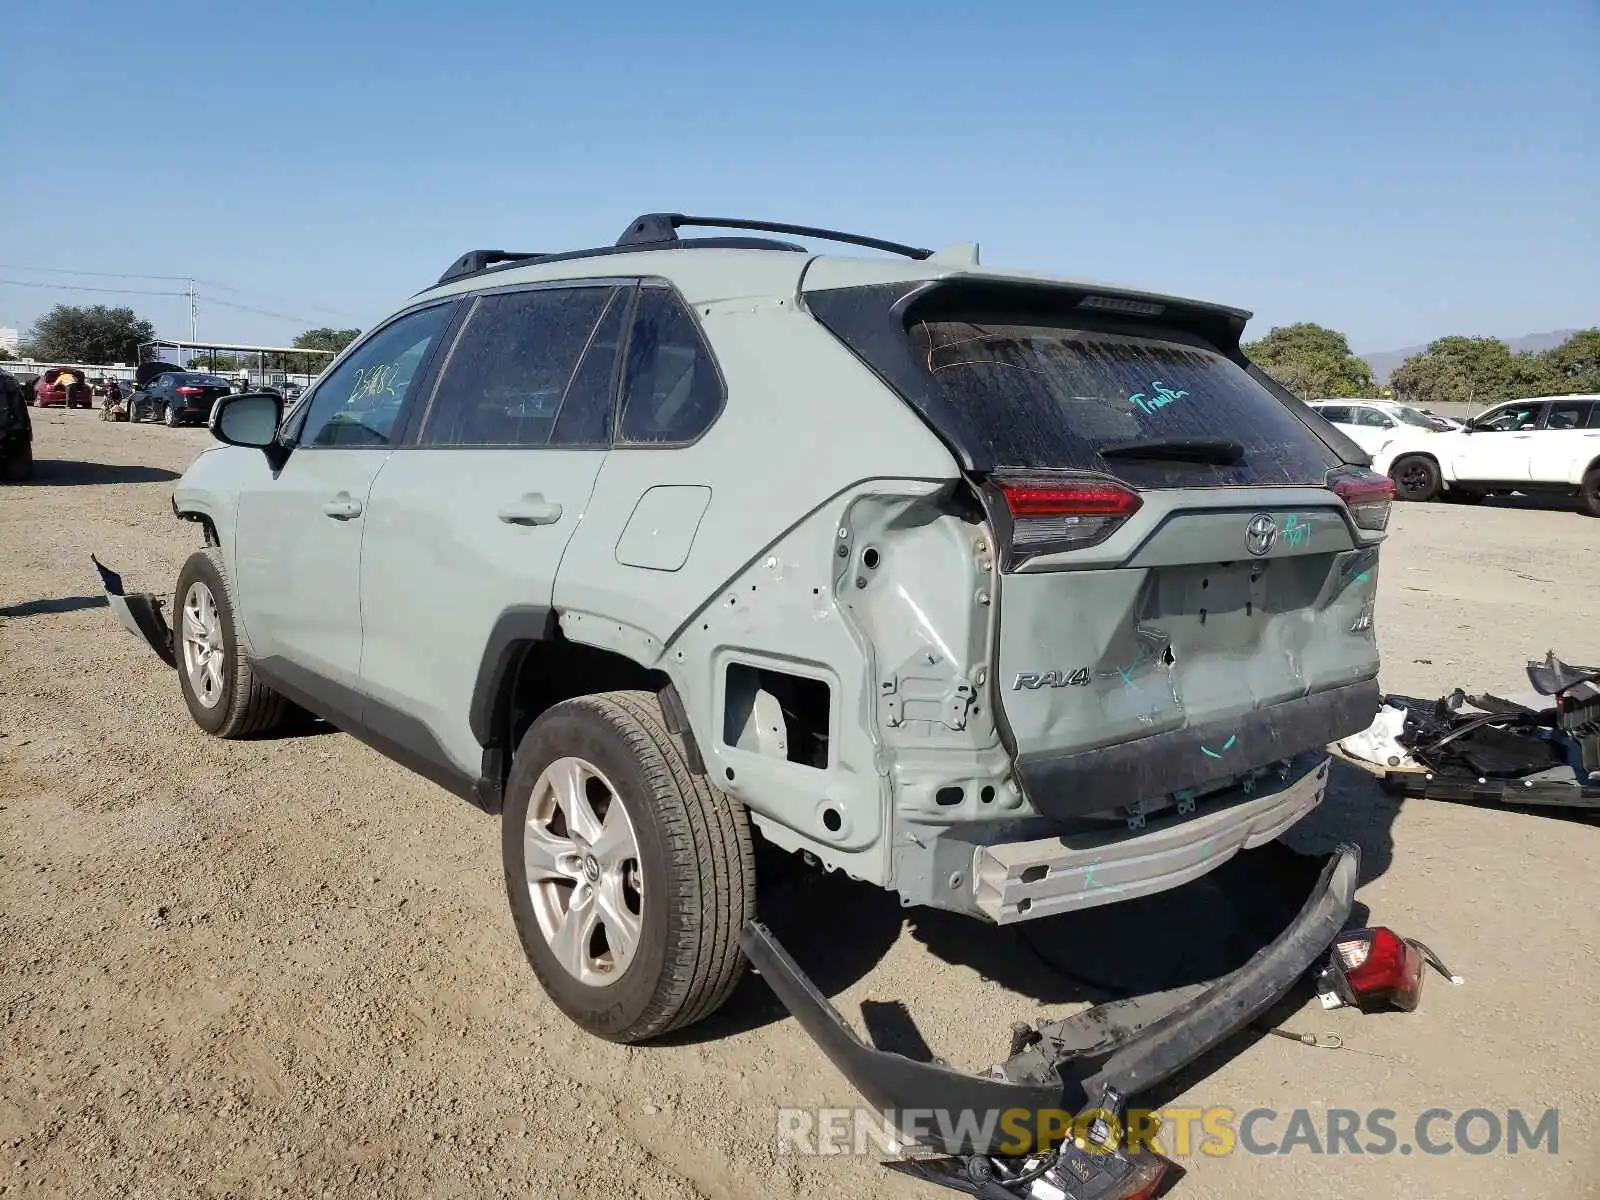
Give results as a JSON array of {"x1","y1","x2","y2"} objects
[{"x1": 136, "y1": 372, "x2": 234, "y2": 426}]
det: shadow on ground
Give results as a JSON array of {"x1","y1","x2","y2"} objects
[
  {"x1": 1475, "y1": 493, "x2": 1584, "y2": 515},
  {"x1": 26, "y1": 460, "x2": 180, "y2": 486},
  {"x1": 683, "y1": 765, "x2": 1402, "y2": 1059},
  {"x1": 0, "y1": 594, "x2": 109, "y2": 618}
]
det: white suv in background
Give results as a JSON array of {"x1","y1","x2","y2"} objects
[
  {"x1": 1308, "y1": 399, "x2": 1453, "y2": 456},
  {"x1": 1368, "y1": 394, "x2": 1600, "y2": 513}
]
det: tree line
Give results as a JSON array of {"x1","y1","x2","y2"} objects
[
  {"x1": 1, "y1": 304, "x2": 360, "y2": 375},
  {"x1": 1244, "y1": 322, "x2": 1599, "y2": 408},
  {"x1": 9, "y1": 302, "x2": 1594, "y2": 411}
]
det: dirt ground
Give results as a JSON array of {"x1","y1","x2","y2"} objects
[{"x1": 3, "y1": 411, "x2": 1597, "y2": 1199}]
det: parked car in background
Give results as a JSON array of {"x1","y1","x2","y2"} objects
[
  {"x1": 1308, "y1": 399, "x2": 1453, "y2": 455},
  {"x1": 140, "y1": 372, "x2": 235, "y2": 427},
  {"x1": 33, "y1": 367, "x2": 94, "y2": 409},
  {"x1": 1372, "y1": 394, "x2": 1600, "y2": 513},
  {"x1": 0, "y1": 369, "x2": 32, "y2": 481}
]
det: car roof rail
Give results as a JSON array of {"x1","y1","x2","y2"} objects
[
  {"x1": 436, "y1": 249, "x2": 548, "y2": 287},
  {"x1": 616, "y1": 213, "x2": 934, "y2": 261}
]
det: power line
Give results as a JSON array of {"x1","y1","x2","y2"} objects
[
  {"x1": 204, "y1": 295, "x2": 326, "y2": 325},
  {"x1": 0, "y1": 263, "x2": 193, "y2": 282},
  {"x1": 0, "y1": 263, "x2": 362, "y2": 323},
  {"x1": 0, "y1": 278, "x2": 190, "y2": 297},
  {"x1": 193, "y1": 278, "x2": 363, "y2": 321}
]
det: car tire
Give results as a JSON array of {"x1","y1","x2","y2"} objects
[
  {"x1": 1580, "y1": 468, "x2": 1600, "y2": 518},
  {"x1": 502, "y1": 690, "x2": 755, "y2": 1043},
  {"x1": 173, "y1": 548, "x2": 288, "y2": 738},
  {"x1": 1389, "y1": 455, "x2": 1441, "y2": 502},
  {"x1": 164, "y1": 403, "x2": 179, "y2": 427}
]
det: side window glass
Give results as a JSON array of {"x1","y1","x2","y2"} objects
[
  {"x1": 1548, "y1": 401, "x2": 1590, "y2": 430},
  {"x1": 1319, "y1": 406, "x2": 1349, "y2": 424},
  {"x1": 1588, "y1": 404, "x2": 1600, "y2": 431},
  {"x1": 298, "y1": 304, "x2": 452, "y2": 448},
  {"x1": 551, "y1": 288, "x2": 628, "y2": 447},
  {"x1": 421, "y1": 287, "x2": 616, "y2": 448},
  {"x1": 617, "y1": 287, "x2": 724, "y2": 445}
]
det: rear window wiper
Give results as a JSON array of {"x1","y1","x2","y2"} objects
[{"x1": 1099, "y1": 436, "x2": 1244, "y2": 464}]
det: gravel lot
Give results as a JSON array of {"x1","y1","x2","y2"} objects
[{"x1": 3, "y1": 411, "x2": 1597, "y2": 1199}]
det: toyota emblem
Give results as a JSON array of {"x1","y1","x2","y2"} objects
[{"x1": 1245, "y1": 513, "x2": 1278, "y2": 557}]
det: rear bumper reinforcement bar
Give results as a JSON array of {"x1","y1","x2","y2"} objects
[{"x1": 740, "y1": 841, "x2": 1359, "y2": 1157}]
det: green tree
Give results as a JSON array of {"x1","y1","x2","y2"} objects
[
  {"x1": 1539, "y1": 328, "x2": 1600, "y2": 393},
  {"x1": 1241, "y1": 322, "x2": 1375, "y2": 400},
  {"x1": 287, "y1": 326, "x2": 360, "y2": 374},
  {"x1": 187, "y1": 354, "x2": 242, "y2": 372},
  {"x1": 22, "y1": 304, "x2": 156, "y2": 364},
  {"x1": 0, "y1": 347, "x2": 13, "y2": 361},
  {"x1": 1390, "y1": 336, "x2": 1517, "y2": 409}
]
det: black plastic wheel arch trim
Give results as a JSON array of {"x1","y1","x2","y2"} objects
[
  {"x1": 92, "y1": 556, "x2": 176, "y2": 668},
  {"x1": 739, "y1": 842, "x2": 1359, "y2": 1157}
]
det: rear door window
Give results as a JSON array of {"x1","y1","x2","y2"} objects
[
  {"x1": 906, "y1": 319, "x2": 1340, "y2": 487},
  {"x1": 1317, "y1": 405, "x2": 1351, "y2": 424},
  {"x1": 1546, "y1": 399, "x2": 1593, "y2": 431},
  {"x1": 420, "y1": 286, "x2": 620, "y2": 448}
]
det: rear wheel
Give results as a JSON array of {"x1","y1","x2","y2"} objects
[
  {"x1": 502, "y1": 691, "x2": 755, "y2": 1042},
  {"x1": 1580, "y1": 468, "x2": 1600, "y2": 518},
  {"x1": 1390, "y1": 455, "x2": 1440, "y2": 502},
  {"x1": 173, "y1": 549, "x2": 288, "y2": 737},
  {"x1": 164, "y1": 403, "x2": 179, "y2": 427}
]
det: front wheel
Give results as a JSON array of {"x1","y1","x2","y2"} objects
[
  {"x1": 1390, "y1": 455, "x2": 1441, "y2": 502},
  {"x1": 173, "y1": 549, "x2": 288, "y2": 737},
  {"x1": 502, "y1": 691, "x2": 755, "y2": 1042}
]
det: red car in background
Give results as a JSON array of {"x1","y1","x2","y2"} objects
[{"x1": 33, "y1": 368, "x2": 94, "y2": 409}]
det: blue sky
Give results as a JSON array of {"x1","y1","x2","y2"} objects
[{"x1": 3, "y1": 0, "x2": 1594, "y2": 354}]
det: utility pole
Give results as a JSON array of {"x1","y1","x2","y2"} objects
[{"x1": 188, "y1": 279, "x2": 198, "y2": 347}]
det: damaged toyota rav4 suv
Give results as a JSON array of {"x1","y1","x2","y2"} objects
[{"x1": 99, "y1": 214, "x2": 1388, "y2": 1164}]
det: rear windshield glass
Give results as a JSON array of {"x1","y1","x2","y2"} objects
[
  {"x1": 908, "y1": 320, "x2": 1339, "y2": 487},
  {"x1": 181, "y1": 374, "x2": 231, "y2": 387}
]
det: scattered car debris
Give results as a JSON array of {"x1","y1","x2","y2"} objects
[{"x1": 1332, "y1": 651, "x2": 1600, "y2": 809}]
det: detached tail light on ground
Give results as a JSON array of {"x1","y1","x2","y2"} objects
[
  {"x1": 1316, "y1": 926, "x2": 1462, "y2": 1013},
  {"x1": 1327, "y1": 467, "x2": 1394, "y2": 531},
  {"x1": 991, "y1": 475, "x2": 1143, "y2": 561}
]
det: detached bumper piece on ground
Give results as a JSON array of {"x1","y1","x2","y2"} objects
[
  {"x1": 1337, "y1": 651, "x2": 1600, "y2": 810},
  {"x1": 743, "y1": 844, "x2": 1361, "y2": 1199}
]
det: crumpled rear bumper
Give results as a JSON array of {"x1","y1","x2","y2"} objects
[
  {"x1": 741, "y1": 841, "x2": 1360, "y2": 1157},
  {"x1": 92, "y1": 556, "x2": 175, "y2": 668}
]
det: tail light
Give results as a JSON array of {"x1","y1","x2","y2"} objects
[
  {"x1": 989, "y1": 474, "x2": 1143, "y2": 565},
  {"x1": 176, "y1": 386, "x2": 204, "y2": 397},
  {"x1": 1328, "y1": 466, "x2": 1393, "y2": 531},
  {"x1": 1317, "y1": 927, "x2": 1425, "y2": 1011}
]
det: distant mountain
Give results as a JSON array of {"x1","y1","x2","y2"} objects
[{"x1": 1361, "y1": 330, "x2": 1582, "y2": 385}]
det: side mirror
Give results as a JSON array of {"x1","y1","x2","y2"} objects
[{"x1": 211, "y1": 392, "x2": 289, "y2": 469}]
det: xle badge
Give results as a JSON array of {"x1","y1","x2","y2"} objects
[{"x1": 1012, "y1": 668, "x2": 1092, "y2": 690}]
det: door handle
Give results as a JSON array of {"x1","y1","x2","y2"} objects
[
  {"x1": 498, "y1": 494, "x2": 563, "y2": 526},
  {"x1": 323, "y1": 493, "x2": 362, "y2": 520}
]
